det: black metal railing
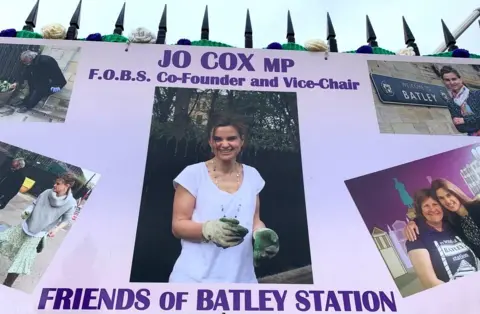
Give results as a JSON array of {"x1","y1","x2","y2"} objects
[
  {"x1": 9, "y1": 0, "x2": 475, "y2": 55},
  {"x1": 0, "y1": 43, "x2": 40, "y2": 82}
]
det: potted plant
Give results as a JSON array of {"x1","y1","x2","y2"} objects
[{"x1": 0, "y1": 80, "x2": 16, "y2": 105}]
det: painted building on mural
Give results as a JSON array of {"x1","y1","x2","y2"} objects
[
  {"x1": 461, "y1": 146, "x2": 480, "y2": 197},
  {"x1": 372, "y1": 227, "x2": 407, "y2": 279},
  {"x1": 388, "y1": 220, "x2": 412, "y2": 269}
]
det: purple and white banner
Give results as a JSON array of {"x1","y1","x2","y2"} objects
[{"x1": 0, "y1": 37, "x2": 479, "y2": 313}]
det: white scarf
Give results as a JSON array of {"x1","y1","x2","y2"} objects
[{"x1": 450, "y1": 86, "x2": 471, "y2": 114}]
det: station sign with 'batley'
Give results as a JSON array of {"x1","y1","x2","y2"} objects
[{"x1": 370, "y1": 73, "x2": 452, "y2": 108}]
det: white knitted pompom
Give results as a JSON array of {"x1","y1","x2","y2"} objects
[
  {"x1": 128, "y1": 27, "x2": 156, "y2": 44},
  {"x1": 41, "y1": 23, "x2": 67, "y2": 39},
  {"x1": 396, "y1": 46, "x2": 415, "y2": 56},
  {"x1": 304, "y1": 39, "x2": 328, "y2": 52}
]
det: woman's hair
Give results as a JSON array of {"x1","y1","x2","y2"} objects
[
  {"x1": 20, "y1": 50, "x2": 38, "y2": 61},
  {"x1": 440, "y1": 66, "x2": 461, "y2": 79},
  {"x1": 12, "y1": 157, "x2": 25, "y2": 168},
  {"x1": 57, "y1": 172, "x2": 76, "y2": 192},
  {"x1": 430, "y1": 178, "x2": 473, "y2": 205},
  {"x1": 413, "y1": 188, "x2": 436, "y2": 221},
  {"x1": 206, "y1": 111, "x2": 248, "y2": 141},
  {"x1": 431, "y1": 178, "x2": 475, "y2": 225}
]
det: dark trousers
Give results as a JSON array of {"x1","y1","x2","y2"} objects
[
  {"x1": 3, "y1": 273, "x2": 19, "y2": 287},
  {"x1": 21, "y1": 89, "x2": 50, "y2": 110}
]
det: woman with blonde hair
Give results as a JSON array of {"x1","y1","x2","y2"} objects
[
  {"x1": 404, "y1": 178, "x2": 480, "y2": 256},
  {"x1": 0, "y1": 172, "x2": 77, "y2": 287}
]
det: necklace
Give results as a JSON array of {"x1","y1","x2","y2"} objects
[
  {"x1": 210, "y1": 159, "x2": 241, "y2": 188},
  {"x1": 209, "y1": 159, "x2": 243, "y2": 219}
]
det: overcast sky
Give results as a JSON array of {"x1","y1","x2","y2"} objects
[{"x1": 0, "y1": 0, "x2": 478, "y2": 54}]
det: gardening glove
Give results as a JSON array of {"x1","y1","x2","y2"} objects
[
  {"x1": 50, "y1": 87, "x2": 61, "y2": 93},
  {"x1": 202, "y1": 217, "x2": 249, "y2": 249},
  {"x1": 253, "y1": 228, "x2": 279, "y2": 267}
]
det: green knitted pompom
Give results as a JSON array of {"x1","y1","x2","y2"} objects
[
  {"x1": 424, "y1": 52, "x2": 453, "y2": 58},
  {"x1": 425, "y1": 51, "x2": 480, "y2": 58},
  {"x1": 281, "y1": 43, "x2": 306, "y2": 51},
  {"x1": 343, "y1": 47, "x2": 395, "y2": 55},
  {"x1": 190, "y1": 40, "x2": 233, "y2": 47},
  {"x1": 372, "y1": 47, "x2": 395, "y2": 55},
  {"x1": 16, "y1": 30, "x2": 43, "y2": 39},
  {"x1": 102, "y1": 34, "x2": 129, "y2": 43}
]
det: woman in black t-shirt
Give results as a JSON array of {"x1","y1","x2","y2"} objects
[
  {"x1": 406, "y1": 189, "x2": 479, "y2": 289},
  {"x1": 404, "y1": 179, "x2": 480, "y2": 257}
]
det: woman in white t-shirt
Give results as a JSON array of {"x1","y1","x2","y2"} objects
[{"x1": 169, "y1": 112, "x2": 280, "y2": 283}]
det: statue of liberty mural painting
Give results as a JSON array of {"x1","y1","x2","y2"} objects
[
  {"x1": 393, "y1": 178, "x2": 416, "y2": 220},
  {"x1": 394, "y1": 178, "x2": 413, "y2": 208}
]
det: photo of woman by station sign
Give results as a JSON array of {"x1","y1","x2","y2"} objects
[{"x1": 369, "y1": 60, "x2": 480, "y2": 136}]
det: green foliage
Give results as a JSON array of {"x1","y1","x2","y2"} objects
[
  {"x1": 150, "y1": 88, "x2": 300, "y2": 152},
  {"x1": 0, "y1": 80, "x2": 14, "y2": 92}
]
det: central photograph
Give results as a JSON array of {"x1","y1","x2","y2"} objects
[{"x1": 129, "y1": 86, "x2": 312, "y2": 284}]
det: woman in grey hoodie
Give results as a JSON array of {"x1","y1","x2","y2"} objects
[{"x1": 0, "y1": 172, "x2": 77, "y2": 287}]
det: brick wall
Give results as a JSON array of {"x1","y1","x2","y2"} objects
[{"x1": 369, "y1": 60, "x2": 480, "y2": 135}]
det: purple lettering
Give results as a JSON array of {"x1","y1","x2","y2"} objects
[
  {"x1": 171, "y1": 50, "x2": 191, "y2": 68},
  {"x1": 237, "y1": 53, "x2": 255, "y2": 71},
  {"x1": 158, "y1": 50, "x2": 191, "y2": 68},
  {"x1": 295, "y1": 290, "x2": 396, "y2": 312},
  {"x1": 88, "y1": 69, "x2": 99, "y2": 79},
  {"x1": 201, "y1": 52, "x2": 218, "y2": 70},
  {"x1": 119, "y1": 70, "x2": 132, "y2": 81},
  {"x1": 103, "y1": 69, "x2": 115, "y2": 80},
  {"x1": 38, "y1": 288, "x2": 56, "y2": 310},
  {"x1": 54, "y1": 288, "x2": 74, "y2": 310},
  {"x1": 115, "y1": 289, "x2": 135, "y2": 310},
  {"x1": 280, "y1": 58, "x2": 294, "y2": 72},
  {"x1": 81, "y1": 288, "x2": 98, "y2": 310},
  {"x1": 200, "y1": 52, "x2": 255, "y2": 71},
  {"x1": 197, "y1": 289, "x2": 214, "y2": 310},
  {"x1": 295, "y1": 290, "x2": 310, "y2": 311},
  {"x1": 325, "y1": 291, "x2": 341, "y2": 311},
  {"x1": 175, "y1": 292, "x2": 189, "y2": 310},
  {"x1": 134, "y1": 289, "x2": 151, "y2": 310},
  {"x1": 219, "y1": 52, "x2": 237, "y2": 70},
  {"x1": 159, "y1": 292, "x2": 176, "y2": 310}
]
